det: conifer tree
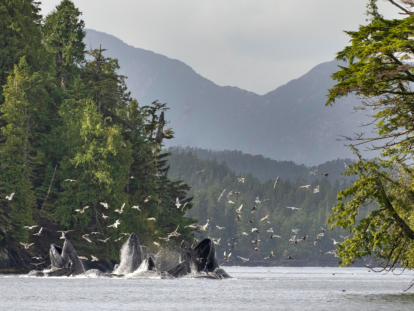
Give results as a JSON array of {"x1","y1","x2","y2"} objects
[
  {"x1": 0, "y1": 0, "x2": 43, "y2": 104},
  {"x1": 43, "y1": 0, "x2": 85, "y2": 91},
  {"x1": 0, "y1": 57, "x2": 47, "y2": 242}
]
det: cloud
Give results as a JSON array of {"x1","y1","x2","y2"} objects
[{"x1": 40, "y1": 0, "x2": 401, "y2": 94}]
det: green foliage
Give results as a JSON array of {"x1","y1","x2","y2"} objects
[
  {"x1": 0, "y1": 0, "x2": 195, "y2": 263},
  {"x1": 327, "y1": 1, "x2": 414, "y2": 270},
  {"x1": 0, "y1": 0, "x2": 44, "y2": 104},
  {"x1": 0, "y1": 57, "x2": 47, "y2": 241},
  {"x1": 43, "y1": 0, "x2": 85, "y2": 90}
]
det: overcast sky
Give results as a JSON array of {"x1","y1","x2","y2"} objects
[{"x1": 40, "y1": 0, "x2": 400, "y2": 95}]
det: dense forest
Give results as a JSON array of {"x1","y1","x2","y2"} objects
[
  {"x1": 167, "y1": 146, "x2": 355, "y2": 183},
  {"x1": 0, "y1": 0, "x2": 195, "y2": 269},
  {"x1": 166, "y1": 149, "x2": 373, "y2": 265}
]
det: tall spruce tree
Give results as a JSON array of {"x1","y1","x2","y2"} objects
[
  {"x1": 0, "y1": 0, "x2": 44, "y2": 106},
  {"x1": 43, "y1": 0, "x2": 85, "y2": 91},
  {"x1": 0, "y1": 57, "x2": 48, "y2": 243}
]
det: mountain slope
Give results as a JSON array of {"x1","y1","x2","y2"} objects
[{"x1": 85, "y1": 29, "x2": 374, "y2": 164}]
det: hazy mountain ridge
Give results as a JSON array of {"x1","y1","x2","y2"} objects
[{"x1": 85, "y1": 29, "x2": 374, "y2": 164}]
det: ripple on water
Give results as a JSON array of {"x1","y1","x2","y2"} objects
[{"x1": 0, "y1": 267, "x2": 414, "y2": 311}]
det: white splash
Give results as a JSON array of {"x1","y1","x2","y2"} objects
[{"x1": 113, "y1": 242, "x2": 139, "y2": 275}]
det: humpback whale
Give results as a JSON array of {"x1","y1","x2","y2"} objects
[
  {"x1": 113, "y1": 232, "x2": 142, "y2": 275},
  {"x1": 28, "y1": 240, "x2": 85, "y2": 277},
  {"x1": 167, "y1": 261, "x2": 190, "y2": 278},
  {"x1": 166, "y1": 238, "x2": 230, "y2": 278},
  {"x1": 28, "y1": 234, "x2": 230, "y2": 279},
  {"x1": 49, "y1": 244, "x2": 65, "y2": 268},
  {"x1": 61, "y1": 239, "x2": 85, "y2": 276},
  {"x1": 193, "y1": 238, "x2": 219, "y2": 273}
]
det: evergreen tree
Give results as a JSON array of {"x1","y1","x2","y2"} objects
[
  {"x1": 43, "y1": 0, "x2": 85, "y2": 91},
  {"x1": 0, "y1": 0, "x2": 43, "y2": 104},
  {"x1": 0, "y1": 57, "x2": 48, "y2": 243},
  {"x1": 327, "y1": 0, "x2": 414, "y2": 271}
]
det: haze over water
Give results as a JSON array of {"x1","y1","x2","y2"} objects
[{"x1": 1, "y1": 267, "x2": 414, "y2": 311}]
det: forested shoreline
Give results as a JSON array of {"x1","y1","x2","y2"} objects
[
  {"x1": 166, "y1": 148, "x2": 374, "y2": 265},
  {"x1": 0, "y1": 0, "x2": 195, "y2": 270}
]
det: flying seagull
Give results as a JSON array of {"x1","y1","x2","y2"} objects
[
  {"x1": 108, "y1": 219, "x2": 121, "y2": 228},
  {"x1": 224, "y1": 252, "x2": 232, "y2": 261},
  {"x1": 33, "y1": 227, "x2": 43, "y2": 236},
  {"x1": 64, "y1": 179, "x2": 77, "y2": 182},
  {"x1": 175, "y1": 197, "x2": 181, "y2": 209},
  {"x1": 287, "y1": 207, "x2": 301, "y2": 211},
  {"x1": 20, "y1": 242, "x2": 34, "y2": 249},
  {"x1": 23, "y1": 225, "x2": 38, "y2": 230},
  {"x1": 75, "y1": 206, "x2": 89, "y2": 213},
  {"x1": 331, "y1": 238, "x2": 341, "y2": 245},
  {"x1": 114, "y1": 203, "x2": 125, "y2": 214},
  {"x1": 147, "y1": 218, "x2": 156, "y2": 221},
  {"x1": 217, "y1": 189, "x2": 226, "y2": 202},
  {"x1": 91, "y1": 255, "x2": 99, "y2": 262},
  {"x1": 213, "y1": 237, "x2": 221, "y2": 245},
  {"x1": 102, "y1": 213, "x2": 110, "y2": 219},
  {"x1": 238, "y1": 178, "x2": 245, "y2": 183},
  {"x1": 6, "y1": 192, "x2": 15, "y2": 200},
  {"x1": 57, "y1": 230, "x2": 73, "y2": 239},
  {"x1": 264, "y1": 251, "x2": 274, "y2": 259},
  {"x1": 98, "y1": 238, "x2": 110, "y2": 243},
  {"x1": 131, "y1": 205, "x2": 141, "y2": 212},
  {"x1": 237, "y1": 256, "x2": 249, "y2": 263},
  {"x1": 309, "y1": 170, "x2": 317, "y2": 176},
  {"x1": 274, "y1": 176, "x2": 279, "y2": 189},
  {"x1": 216, "y1": 225, "x2": 225, "y2": 230},
  {"x1": 251, "y1": 205, "x2": 257, "y2": 213},
  {"x1": 82, "y1": 234, "x2": 92, "y2": 243},
  {"x1": 298, "y1": 185, "x2": 311, "y2": 189},
  {"x1": 100, "y1": 202, "x2": 108, "y2": 209},
  {"x1": 260, "y1": 215, "x2": 269, "y2": 222},
  {"x1": 314, "y1": 233, "x2": 324, "y2": 245},
  {"x1": 236, "y1": 204, "x2": 243, "y2": 213},
  {"x1": 268, "y1": 235, "x2": 281, "y2": 239}
]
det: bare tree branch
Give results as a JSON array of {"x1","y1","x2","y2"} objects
[{"x1": 388, "y1": 0, "x2": 414, "y2": 14}]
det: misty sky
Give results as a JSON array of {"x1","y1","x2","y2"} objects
[{"x1": 40, "y1": 0, "x2": 400, "y2": 95}]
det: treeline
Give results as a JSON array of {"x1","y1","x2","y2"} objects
[
  {"x1": 167, "y1": 149, "x2": 371, "y2": 264},
  {"x1": 0, "y1": 0, "x2": 195, "y2": 268},
  {"x1": 167, "y1": 146, "x2": 355, "y2": 183}
]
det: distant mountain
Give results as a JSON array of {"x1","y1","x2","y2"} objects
[{"x1": 85, "y1": 29, "x2": 375, "y2": 164}]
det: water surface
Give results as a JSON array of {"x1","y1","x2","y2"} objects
[{"x1": 1, "y1": 267, "x2": 413, "y2": 310}]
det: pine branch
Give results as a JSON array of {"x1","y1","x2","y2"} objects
[{"x1": 376, "y1": 175, "x2": 414, "y2": 240}]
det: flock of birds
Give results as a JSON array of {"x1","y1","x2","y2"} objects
[
  {"x1": 15, "y1": 163, "x2": 350, "y2": 267},
  {"x1": 183, "y1": 165, "x2": 351, "y2": 264}
]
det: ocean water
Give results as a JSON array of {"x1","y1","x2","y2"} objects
[{"x1": 1, "y1": 267, "x2": 414, "y2": 311}]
